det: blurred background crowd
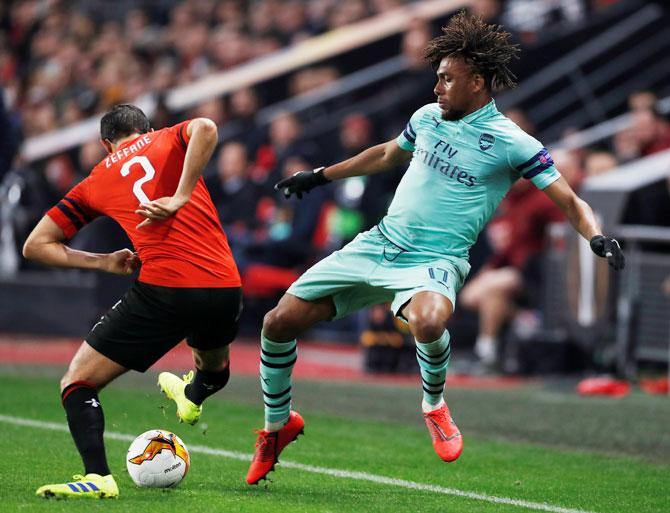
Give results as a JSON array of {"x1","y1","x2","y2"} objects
[{"x1": 1, "y1": 0, "x2": 669, "y2": 377}]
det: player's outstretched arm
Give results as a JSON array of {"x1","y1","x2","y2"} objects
[
  {"x1": 22, "y1": 216, "x2": 140, "y2": 275},
  {"x1": 136, "y1": 118, "x2": 217, "y2": 228},
  {"x1": 543, "y1": 177, "x2": 625, "y2": 270},
  {"x1": 276, "y1": 139, "x2": 412, "y2": 199}
]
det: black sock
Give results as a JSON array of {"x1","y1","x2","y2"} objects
[
  {"x1": 61, "y1": 382, "x2": 110, "y2": 476},
  {"x1": 184, "y1": 365, "x2": 230, "y2": 405}
]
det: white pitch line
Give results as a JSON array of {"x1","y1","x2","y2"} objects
[{"x1": 0, "y1": 414, "x2": 597, "y2": 513}]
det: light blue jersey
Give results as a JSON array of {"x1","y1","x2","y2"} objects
[{"x1": 382, "y1": 100, "x2": 561, "y2": 260}]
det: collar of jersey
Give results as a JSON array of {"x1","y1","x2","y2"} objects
[
  {"x1": 459, "y1": 99, "x2": 498, "y2": 124},
  {"x1": 118, "y1": 133, "x2": 147, "y2": 150}
]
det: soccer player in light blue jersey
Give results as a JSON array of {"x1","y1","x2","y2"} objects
[{"x1": 246, "y1": 12, "x2": 625, "y2": 485}]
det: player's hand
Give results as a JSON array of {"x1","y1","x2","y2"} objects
[
  {"x1": 135, "y1": 196, "x2": 188, "y2": 229},
  {"x1": 103, "y1": 248, "x2": 140, "y2": 275},
  {"x1": 590, "y1": 235, "x2": 625, "y2": 270},
  {"x1": 275, "y1": 167, "x2": 329, "y2": 200}
]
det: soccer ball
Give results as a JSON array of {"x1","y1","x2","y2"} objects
[{"x1": 126, "y1": 429, "x2": 190, "y2": 488}]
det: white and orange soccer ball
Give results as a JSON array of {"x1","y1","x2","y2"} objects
[{"x1": 126, "y1": 429, "x2": 190, "y2": 488}]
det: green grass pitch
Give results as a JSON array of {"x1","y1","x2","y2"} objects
[{"x1": 0, "y1": 370, "x2": 668, "y2": 513}]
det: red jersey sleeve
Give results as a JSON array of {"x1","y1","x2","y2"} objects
[
  {"x1": 46, "y1": 178, "x2": 99, "y2": 239},
  {"x1": 165, "y1": 120, "x2": 192, "y2": 151}
]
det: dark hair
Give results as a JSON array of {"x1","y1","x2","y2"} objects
[
  {"x1": 100, "y1": 104, "x2": 150, "y2": 142},
  {"x1": 423, "y1": 11, "x2": 519, "y2": 91}
]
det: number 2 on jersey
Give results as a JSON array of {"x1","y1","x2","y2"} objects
[{"x1": 120, "y1": 156, "x2": 155, "y2": 204}]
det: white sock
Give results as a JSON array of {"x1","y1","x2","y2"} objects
[
  {"x1": 264, "y1": 419, "x2": 288, "y2": 432},
  {"x1": 474, "y1": 335, "x2": 497, "y2": 364},
  {"x1": 422, "y1": 398, "x2": 445, "y2": 413}
]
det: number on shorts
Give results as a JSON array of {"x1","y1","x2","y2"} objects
[
  {"x1": 428, "y1": 267, "x2": 449, "y2": 284},
  {"x1": 119, "y1": 156, "x2": 156, "y2": 204}
]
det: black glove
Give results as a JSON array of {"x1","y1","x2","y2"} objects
[
  {"x1": 275, "y1": 167, "x2": 329, "y2": 199},
  {"x1": 590, "y1": 235, "x2": 625, "y2": 270}
]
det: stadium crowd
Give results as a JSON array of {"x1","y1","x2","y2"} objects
[
  {"x1": 1, "y1": 0, "x2": 668, "y2": 370},
  {"x1": 3, "y1": 0, "x2": 424, "y2": 138}
]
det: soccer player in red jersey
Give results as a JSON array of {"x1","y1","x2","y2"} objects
[{"x1": 23, "y1": 104, "x2": 242, "y2": 499}]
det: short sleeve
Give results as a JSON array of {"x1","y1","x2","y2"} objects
[
  {"x1": 396, "y1": 104, "x2": 432, "y2": 152},
  {"x1": 46, "y1": 179, "x2": 98, "y2": 239},
  {"x1": 507, "y1": 135, "x2": 561, "y2": 190},
  {"x1": 165, "y1": 120, "x2": 192, "y2": 150}
]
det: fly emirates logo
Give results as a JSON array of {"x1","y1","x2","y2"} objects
[
  {"x1": 105, "y1": 134, "x2": 152, "y2": 168},
  {"x1": 414, "y1": 139, "x2": 477, "y2": 188}
]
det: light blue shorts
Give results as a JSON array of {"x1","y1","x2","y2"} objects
[{"x1": 287, "y1": 226, "x2": 470, "y2": 320}]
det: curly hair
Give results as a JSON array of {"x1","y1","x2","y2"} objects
[{"x1": 423, "y1": 11, "x2": 519, "y2": 91}]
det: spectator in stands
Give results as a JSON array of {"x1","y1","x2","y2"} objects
[
  {"x1": 328, "y1": 0, "x2": 369, "y2": 29},
  {"x1": 469, "y1": 0, "x2": 504, "y2": 25},
  {"x1": 191, "y1": 97, "x2": 228, "y2": 128},
  {"x1": 150, "y1": 58, "x2": 179, "y2": 93},
  {"x1": 460, "y1": 149, "x2": 583, "y2": 367},
  {"x1": 0, "y1": 90, "x2": 21, "y2": 180},
  {"x1": 386, "y1": 18, "x2": 435, "y2": 131},
  {"x1": 338, "y1": 113, "x2": 374, "y2": 159},
  {"x1": 247, "y1": 152, "x2": 331, "y2": 269},
  {"x1": 7, "y1": 0, "x2": 428, "y2": 140},
  {"x1": 255, "y1": 111, "x2": 318, "y2": 189},
  {"x1": 275, "y1": 0, "x2": 313, "y2": 44},
  {"x1": 612, "y1": 126, "x2": 640, "y2": 163},
  {"x1": 504, "y1": 108, "x2": 536, "y2": 136},
  {"x1": 227, "y1": 87, "x2": 265, "y2": 158},
  {"x1": 289, "y1": 66, "x2": 340, "y2": 96},
  {"x1": 627, "y1": 90, "x2": 658, "y2": 112},
  {"x1": 77, "y1": 140, "x2": 106, "y2": 178},
  {"x1": 43, "y1": 154, "x2": 78, "y2": 198},
  {"x1": 209, "y1": 25, "x2": 251, "y2": 71},
  {"x1": 503, "y1": 0, "x2": 586, "y2": 43},
  {"x1": 584, "y1": 150, "x2": 617, "y2": 177},
  {"x1": 614, "y1": 107, "x2": 670, "y2": 162},
  {"x1": 206, "y1": 141, "x2": 261, "y2": 235},
  {"x1": 623, "y1": 173, "x2": 670, "y2": 237},
  {"x1": 334, "y1": 112, "x2": 401, "y2": 229},
  {"x1": 631, "y1": 108, "x2": 670, "y2": 157}
]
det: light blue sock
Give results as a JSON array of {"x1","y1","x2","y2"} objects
[
  {"x1": 415, "y1": 330, "x2": 451, "y2": 408},
  {"x1": 260, "y1": 333, "x2": 297, "y2": 428}
]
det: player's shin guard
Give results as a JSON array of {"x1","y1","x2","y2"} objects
[
  {"x1": 260, "y1": 333, "x2": 297, "y2": 430},
  {"x1": 61, "y1": 381, "x2": 110, "y2": 476},
  {"x1": 415, "y1": 330, "x2": 451, "y2": 409},
  {"x1": 185, "y1": 365, "x2": 230, "y2": 405}
]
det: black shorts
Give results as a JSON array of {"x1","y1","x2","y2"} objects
[{"x1": 87, "y1": 281, "x2": 242, "y2": 372}]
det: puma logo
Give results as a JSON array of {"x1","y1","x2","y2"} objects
[
  {"x1": 85, "y1": 398, "x2": 100, "y2": 408},
  {"x1": 426, "y1": 417, "x2": 461, "y2": 442}
]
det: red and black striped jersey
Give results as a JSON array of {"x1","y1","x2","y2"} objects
[{"x1": 47, "y1": 120, "x2": 241, "y2": 288}]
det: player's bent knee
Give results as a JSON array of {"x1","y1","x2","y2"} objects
[
  {"x1": 411, "y1": 322, "x2": 447, "y2": 343},
  {"x1": 60, "y1": 372, "x2": 95, "y2": 393},
  {"x1": 193, "y1": 347, "x2": 229, "y2": 372},
  {"x1": 59, "y1": 374, "x2": 72, "y2": 392},
  {"x1": 407, "y1": 308, "x2": 450, "y2": 342},
  {"x1": 262, "y1": 308, "x2": 301, "y2": 342}
]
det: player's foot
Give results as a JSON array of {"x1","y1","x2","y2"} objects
[
  {"x1": 474, "y1": 337, "x2": 497, "y2": 366},
  {"x1": 423, "y1": 403, "x2": 463, "y2": 462},
  {"x1": 36, "y1": 473, "x2": 119, "y2": 499},
  {"x1": 158, "y1": 371, "x2": 202, "y2": 425},
  {"x1": 246, "y1": 411, "x2": 305, "y2": 485}
]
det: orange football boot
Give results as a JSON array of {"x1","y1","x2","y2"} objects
[
  {"x1": 423, "y1": 403, "x2": 463, "y2": 462},
  {"x1": 246, "y1": 411, "x2": 305, "y2": 485}
]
